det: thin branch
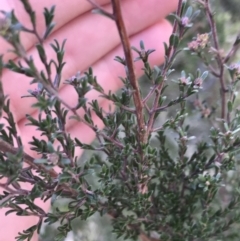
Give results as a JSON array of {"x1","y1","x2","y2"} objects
[
  {"x1": 0, "y1": 183, "x2": 28, "y2": 195},
  {"x1": 33, "y1": 30, "x2": 54, "y2": 89},
  {"x1": 146, "y1": 0, "x2": 183, "y2": 137},
  {"x1": 111, "y1": 0, "x2": 146, "y2": 144},
  {"x1": 204, "y1": 1, "x2": 221, "y2": 67},
  {"x1": 0, "y1": 138, "x2": 81, "y2": 197},
  {"x1": 155, "y1": 93, "x2": 190, "y2": 112},
  {"x1": 204, "y1": 0, "x2": 227, "y2": 119},
  {"x1": 9, "y1": 41, "x2": 82, "y2": 122},
  {"x1": 120, "y1": 105, "x2": 135, "y2": 113},
  {"x1": 151, "y1": 126, "x2": 163, "y2": 133},
  {"x1": 207, "y1": 64, "x2": 220, "y2": 77},
  {"x1": 143, "y1": 102, "x2": 151, "y2": 115},
  {"x1": 197, "y1": 52, "x2": 220, "y2": 77},
  {"x1": 224, "y1": 33, "x2": 240, "y2": 63},
  {"x1": 0, "y1": 193, "x2": 15, "y2": 206},
  {"x1": 0, "y1": 139, "x2": 58, "y2": 178},
  {"x1": 142, "y1": 90, "x2": 153, "y2": 104},
  {"x1": 87, "y1": 0, "x2": 115, "y2": 20}
]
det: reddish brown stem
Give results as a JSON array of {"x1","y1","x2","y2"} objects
[
  {"x1": 146, "y1": 0, "x2": 183, "y2": 136},
  {"x1": 204, "y1": 0, "x2": 227, "y2": 119},
  {"x1": 111, "y1": 0, "x2": 146, "y2": 144}
]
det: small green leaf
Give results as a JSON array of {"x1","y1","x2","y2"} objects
[
  {"x1": 34, "y1": 158, "x2": 47, "y2": 164},
  {"x1": 201, "y1": 71, "x2": 209, "y2": 80},
  {"x1": 185, "y1": 6, "x2": 193, "y2": 18},
  {"x1": 36, "y1": 44, "x2": 46, "y2": 63},
  {"x1": 43, "y1": 22, "x2": 55, "y2": 39},
  {"x1": 228, "y1": 100, "x2": 233, "y2": 113},
  {"x1": 140, "y1": 40, "x2": 145, "y2": 50}
]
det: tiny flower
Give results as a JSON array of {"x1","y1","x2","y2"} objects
[
  {"x1": 193, "y1": 99, "x2": 201, "y2": 108},
  {"x1": 66, "y1": 72, "x2": 82, "y2": 86},
  {"x1": 193, "y1": 77, "x2": 203, "y2": 88},
  {"x1": 205, "y1": 181, "x2": 210, "y2": 186},
  {"x1": 69, "y1": 75, "x2": 76, "y2": 82},
  {"x1": 201, "y1": 107, "x2": 211, "y2": 118},
  {"x1": 180, "y1": 136, "x2": 188, "y2": 143},
  {"x1": 196, "y1": 33, "x2": 209, "y2": 49},
  {"x1": 46, "y1": 153, "x2": 59, "y2": 165},
  {"x1": 30, "y1": 88, "x2": 41, "y2": 97},
  {"x1": 229, "y1": 63, "x2": 239, "y2": 70},
  {"x1": 179, "y1": 76, "x2": 191, "y2": 85},
  {"x1": 188, "y1": 40, "x2": 199, "y2": 51},
  {"x1": 188, "y1": 33, "x2": 209, "y2": 52},
  {"x1": 225, "y1": 130, "x2": 233, "y2": 139},
  {"x1": 181, "y1": 16, "x2": 190, "y2": 27},
  {"x1": 229, "y1": 63, "x2": 240, "y2": 79}
]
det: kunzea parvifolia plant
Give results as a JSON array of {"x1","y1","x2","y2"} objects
[{"x1": 0, "y1": 0, "x2": 240, "y2": 240}]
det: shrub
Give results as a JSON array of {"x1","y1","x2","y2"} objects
[{"x1": 0, "y1": 0, "x2": 240, "y2": 240}]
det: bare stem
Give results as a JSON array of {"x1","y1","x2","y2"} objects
[
  {"x1": 224, "y1": 33, "x2": 240, "y2": 63},
  {"x1": 87, "y1": 0, "x2": 115, "y2": 20},
  {"x1": 111, "y1": 0, "x2": 146, "y2": 144},
  {"x1": 204, "y1": 0, "x2": 227, "y2": 119}
]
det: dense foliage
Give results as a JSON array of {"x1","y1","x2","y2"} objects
[{"x1": 0, "y1": 0, "x2": 240, "y2": 241}]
